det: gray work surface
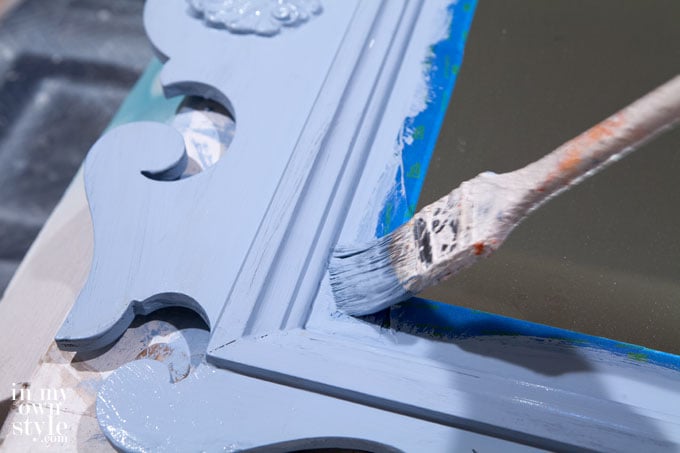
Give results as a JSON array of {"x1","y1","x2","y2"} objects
[
  {"x1": 420, "y1": 0, "x2": 680, "y2": 354},
  {"x1": 0, "y1": 0, "x2": 151, "y2": 292}
]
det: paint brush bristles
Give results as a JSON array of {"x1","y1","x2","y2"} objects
[
  {"x1": 330, "y1": 75, "x2": 680, "y2": 316},
  {"x1": 330, "y1": 233, "x2": 415, "y2": 315}
]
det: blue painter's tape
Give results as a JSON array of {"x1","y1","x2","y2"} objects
[
  {"x1": 377, "y1": 0, "x2": 477, "y2": 236},
  {"x1": 386, "y1": 298, "x2": 680, "y2": 371}
]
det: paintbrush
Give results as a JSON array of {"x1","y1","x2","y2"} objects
[{"x1": 330, "y1": 75, "x2": 680, "y2": 316}]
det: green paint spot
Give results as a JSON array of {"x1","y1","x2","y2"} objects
[
  {"x1": 412, "y1": 124, "x2": 426, "y2": 140},
  {"x1": 443, "y1": 55, "x2": 451, "y2": 79},
  {"x1": 463, "y1": 3, "x2": 472, "y2": 12},
  {"x1": 407, "y1": 203, "x2": 417, "y2": 218},
  {"x1": 443, "y1": 56, "x2": 461, "y2": 81},
  {"x1": 462, "y1": 30, "x2": 469, "y2": 41},
  {"x1": 383, "y1": 202, "x2": 394, "y2": 229},
  {"x1": 615, "y1": 343, "x2": 637, "y2": 350},
  {"x1": 406, "y1": 162, "x2": 421, "y2": 179},
  {"x1": 627, "y1": 352, "x2": 648, "y2": 362}
]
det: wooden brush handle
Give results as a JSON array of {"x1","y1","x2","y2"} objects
[
  {"x1": 517, "y1": 75, "x2": 680, "y2": 204},
  {"x1": 383, "y1": 76, "x2": 680, "y2": 297}
]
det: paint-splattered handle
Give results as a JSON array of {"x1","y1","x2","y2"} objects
[
  {"x1": 391, "y1": 76, "x2": 680, "y2": 299},
  {"x1": 518, "y1": 75, "x2": 680, "y2": 204}
]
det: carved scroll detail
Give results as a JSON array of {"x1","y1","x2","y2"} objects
[{"x1": 187, "y1": 0, "x2": 322, "y2": 36}]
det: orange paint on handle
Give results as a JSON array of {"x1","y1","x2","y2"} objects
[
  {"x1": 558, "y1": 113, "x2": 627, "y2": 174},
  {"x1": 558, "y1": 146, "x2": 583, "y2": 173},
  {"x1": 473, "y1": 242, "x2": 485, "y2": 255},
  {"x1": 583, "y1": 113, "x2": 626, "y2": 143},
  {"x1": 541, "y1": 113, "x2": 628, "y2": 191}
]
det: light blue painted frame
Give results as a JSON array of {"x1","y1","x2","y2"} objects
[{"x1": 56, "y1": 0, "x2": 680, "y2": 450}]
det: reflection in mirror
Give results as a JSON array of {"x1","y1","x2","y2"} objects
[{"x1": 171, "y1": 96, "x2": 235, "y2": 178}]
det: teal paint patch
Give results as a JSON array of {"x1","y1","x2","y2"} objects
[
  {"x1": 107, "y1": 58, "x2": 183, "y2": 129},
  {"x1": 376, "y1": 0, "x2": 477, "y2": 237}
]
